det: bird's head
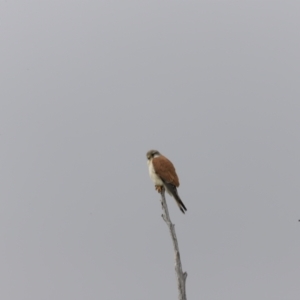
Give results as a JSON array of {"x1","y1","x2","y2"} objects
[{"x1": 146, "y1": 150, "x2": 161, "y2": 160}]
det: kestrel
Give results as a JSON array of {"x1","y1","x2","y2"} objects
[{"x1": 146, "y1": 150, "x2": 187, "y2": 214}]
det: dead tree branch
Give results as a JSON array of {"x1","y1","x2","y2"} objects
[{"x1": 160, "y1": 188, "x2": 187, "y2": 300}]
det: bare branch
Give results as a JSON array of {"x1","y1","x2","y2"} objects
[{"x1": 160, "y1": 188, "x2": 187, "y2": 300}]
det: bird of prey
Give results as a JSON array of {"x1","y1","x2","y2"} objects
[{"x1": 146, "y1": 150, "x2": 187, "y2": 213}]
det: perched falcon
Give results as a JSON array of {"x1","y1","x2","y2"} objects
[{"x1": 146, "y1": 150, "x2": 187, "y2": 214}]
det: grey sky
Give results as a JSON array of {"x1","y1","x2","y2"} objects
[{"x1": 1, "y1": 1, "x2": 300, "y2": 299}]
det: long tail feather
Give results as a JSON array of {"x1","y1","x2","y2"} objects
[{"x1": 163, "y1": 181, "x2": 187, "y2": 214}]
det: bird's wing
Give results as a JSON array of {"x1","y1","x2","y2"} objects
[{"x1": 152, "y1": 155, "x2": 180, "y2": 187}]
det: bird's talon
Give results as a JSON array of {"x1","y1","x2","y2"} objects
[
  {"x1": 155, "y1": 185, "x2": 160, "y2": 192},
  {"x1": 155, "y1": 185, "x2": 163, "y2": 193}
]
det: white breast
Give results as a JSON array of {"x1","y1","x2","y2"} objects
[{"x1": 147, "y1": 159, "x2": 164, "y2": 186}]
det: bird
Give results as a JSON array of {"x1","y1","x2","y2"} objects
[{"x1": 146, "y1": 150, "x2": 187, "y2": 213}]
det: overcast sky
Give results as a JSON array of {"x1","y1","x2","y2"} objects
[{"x1": 1, "y1": 1, "x2": 300, "y2": 299}]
